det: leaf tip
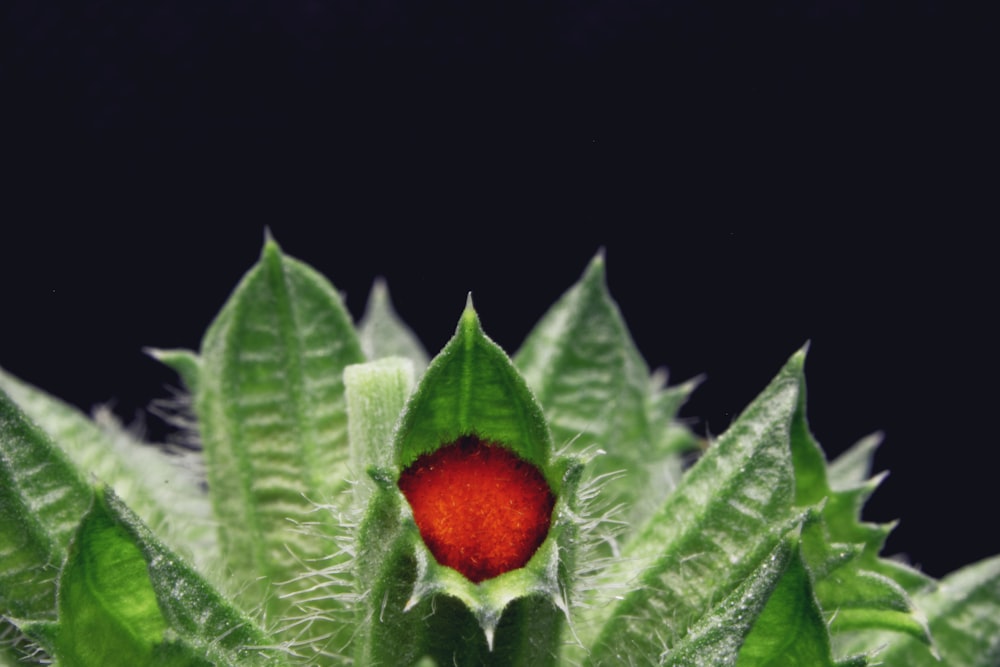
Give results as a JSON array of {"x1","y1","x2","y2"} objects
[
  {"x1": 261, "y1": 227, "x2": 283, "y2": 260},
  {"x1": 370, "y1": 276, "x2": 389, "y2": 301},
  {"x1": 460, "y1": 293, "x2": 482, "y2": 333},
  {"x1": 584, "y1": 248, "x2": 608, "y2": 282},
  {"x1": 787, "y1": 344, "x2": 809, "y2": 375},
  {"x1": 144, "y1": 347, "x2": 200, "y2": 392}
]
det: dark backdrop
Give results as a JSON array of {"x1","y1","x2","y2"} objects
[{"x1": 3, "y1": 0, "x2": 994, "y2": 581}]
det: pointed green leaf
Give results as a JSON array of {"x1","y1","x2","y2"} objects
[
  {"x1": 573, "y1": 350, "x2": 804, "y2": 665},
  {"x1": 659, "y1": 534, "x2": 856, "y2": 667},
  {"x1": 37, "y1": 487, "x2": 169, "y2": 666},
  {"x1": 191, "y1": 236, "x2": 365, "y2": 651},
  {"x1": 100, "y1": 488, "x2": 284, "y2": 666},
  {"x1": 788, "y1": 368, "x2": 933, "y2": 650},
  {"x1": 827, "y1": 434, "x2": 882, "y2": 491},
  {"x1": 145, "y1": 348, "x2": 201, "y2": 397},
  {"x1": 353, "y1": 302, "x2": 580, "y2": 664},
  {"x1": 25, "y1": 487, "x2": 283, "y2": 667},
  {"x1": 358, "y1": 278, "x2": 429, "y2": 373},
  {"x1": 514, "y1": 252, "x2": 696, "y2": 531},
  {"x1": 852, "y1": 555, "x2": 1000, "y2": 666},
  {"x1": 396, "y1": 299, "x2": 551, "y2": 472},
  {"x1": 0, "y1": 367, "x2": 215, "y2": 573},
  {"x1": 0, "y1": 388, "x2": 93, "y2": 620},
  {"x1": 736, "y1": 539, "x2": 866, "y2": 667}
]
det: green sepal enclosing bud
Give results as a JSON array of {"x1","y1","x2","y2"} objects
[{"x1": 349, "y1": 300, "x2": 587, "y2": 665}]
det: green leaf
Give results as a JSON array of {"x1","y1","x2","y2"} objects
[
  {"x1": 0, "y1": 388, "x2": 93, "y2": 620},
  {"x1": 0, "y1": 367, "x2": 216, "y2": 573},
  {"x1": 396, "y1": 298, "x2": 552, "y2": 472},
  {"x1": 344, "y1": 357, "x2": 417, "y2": 505},
  {"x1": 840, "y1": 555, "x2": 1000, "y2": 666},
  {"x1": 660, "y1": 534, "x2": 855, "y2": 667},
  {"x1": 514, "y1": 252, "x2": 697, "y2": 533},
  {"x1": 146, "y1": 348, "x2": 201, "y2": 398},
  {"x1": 189, "y1": 235, "x2": 365, "y2": 652},
  {"x1": 352, "y1": 301, "x2": 581, "y2": 664},
  {"x1": 572, "y1": 350, "x2": 804, "y2": 665},
  {"x1": 25, "y1": 487, "x2": 283, "y2": 667},
  {"x1": 787, "y1": 368, "x2": 933, "y2": 650},
  {"x1": 827, "y1": 434, "x2": 882, "y2": 491},
  {"x1": 99, "y1": 488, "x2": 284, "y2": 666},
  {"x1": 737, "y1": 539, "x2": 866, "y2": 667},
  {"x1": 34, "y1": 487, "x2": 169, "y2": 666},
  {"x1": 358, "y1": 278, "x2": 430, "y2": 374}
]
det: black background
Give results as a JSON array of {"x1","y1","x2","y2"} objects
[{"x1": 3, "y1": 0, "x2": 995, "y2": 581}]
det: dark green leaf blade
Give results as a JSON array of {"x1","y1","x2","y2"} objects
[{"x1": 396, "y1": 298, "x2": 552, "y2": 472}]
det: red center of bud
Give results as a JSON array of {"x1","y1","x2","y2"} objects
[{"x1": 397, "y1": 435, "x2": 556, "y2": 583}]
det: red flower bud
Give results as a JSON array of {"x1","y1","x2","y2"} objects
[{"x1": 398, "y1": 435, "x2": 556, "y2": 583}]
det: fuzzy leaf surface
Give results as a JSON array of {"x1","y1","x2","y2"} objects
[
  {"x1": 1, "y1": 615, "x2": 44, "y2": 665},
  {"x1": 736, "y1": 539, "x2": 865, "y2": 667},
  {"x1": 840, "y1": 555, "x2": 1000, "y2": 666},
  {"x1": 0, "y1": 388, "x2": 93, "y2": 621},
  {"x1": 99, "y1": 488, "x2": 284, "y2": 666},
  {"x1": 27, "y1": 487, "x2": 282, "y2": 667},
  {"x1": 573, "y1": 350, "x2": 804, "y2": 665},
  {"x1": 0, "y1": 367, "x2": 215, "y2": 572},
  {"x1": 514, "y1": 253, "x2": 696, "y2": 534},
  {"x1": 190, "y1": 236, "x2": 364, "y2": 651},
  {"x1": 345, "y1": 358, "x2": 416, "y2": 505},
  {"x1": 355, "y1": 303, "x2": 576, "y2": 665},
  {"x1": 35, "y1": 487, "x2": 169, "y2": 666},
  {"x1": 660, "y1": 535, "x2": 839, "y2": 667}
]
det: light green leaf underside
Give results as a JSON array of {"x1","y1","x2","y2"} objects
[
  {"x1": 358, "y1": 278, "x2": 430, "y2": 374},
  {"x1": 0, "y1": 367, "x2": 215, "y2": 573},
  {"x1": 514, "y1": 252, "x2": 697, "y2": 536},
  {"x1": 0, "y1": 388, "x2": 93, "y2": 621},
  {"x1": 839, "y1": 555, "x2": 1000, "y2": 667},
  {"x1": 571, "y1": 350, "x2": 804, "y2": 665},
  {"x1": 191, "y1": 236, "x2": 365, "y2": 653},
  {"x1": 345, "y1": 357, "x2": 416, "y2": 505}
]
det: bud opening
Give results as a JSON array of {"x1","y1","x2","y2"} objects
[{"x1": 398, "y1": 435, "x2": 556, "y2": 583}]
